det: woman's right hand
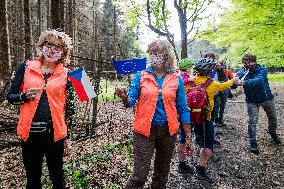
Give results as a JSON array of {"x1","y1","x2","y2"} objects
[
  {"x1": 115, "y1": 87, "x2": 128, "y2": 100},
  {"x1": 25, "y1": 88, "x2": 41, "y2": 100},
  {"x1": 115, "y1": 87, "x2": 129, "y2": 106}
]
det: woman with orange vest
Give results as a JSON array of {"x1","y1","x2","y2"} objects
[
  {"x1": 7, "y1": 30, "x2": 74, "y2": 189},
  {"x1": 115, "y1": 40, "x2": 192, "y2": 189}
]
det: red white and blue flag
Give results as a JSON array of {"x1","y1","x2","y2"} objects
[{"x1": 67, "y1": 68, "x2": 96, "y2": 102}]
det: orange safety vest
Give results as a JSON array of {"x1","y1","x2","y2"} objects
[
  {"x1": 17, "y1": 60, "x2": 68, "y2": 142},
  {"x1": 133, "y1": 71, "x2": 179, "y2": 137}
]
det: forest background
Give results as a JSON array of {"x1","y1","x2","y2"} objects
[{"x1": 0, "y1": 0, "x2": 283, "y2": 188}]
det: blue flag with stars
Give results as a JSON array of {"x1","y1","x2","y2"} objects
[{"x1": 112, "y1": 58, "x2": 147, "y2": 74}]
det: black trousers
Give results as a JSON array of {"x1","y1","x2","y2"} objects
[{"x1": 21, "y1": 130, "x2": 65, "y2": 189}]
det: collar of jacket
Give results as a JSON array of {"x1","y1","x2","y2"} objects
[
  {"x1": 145, "y1": 66, "x2": 174, "y2": 74},
  {"x1": 28, "y1": 60, "x2": 66, "y2": 77}
]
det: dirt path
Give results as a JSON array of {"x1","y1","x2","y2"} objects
[
  {"x1": 167, "y1": 87, "x2": 284, "y2": 189},
  {"x1": 0, "y1": 84, "x2": 283, "y2": 188}
]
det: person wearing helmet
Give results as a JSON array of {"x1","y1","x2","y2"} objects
[
  {"x1": 187, "y1": 55, "x2": 239, "y2": 183},
  {"x1": 177, "y1": 58, "x2": 195, "y2": 174}
]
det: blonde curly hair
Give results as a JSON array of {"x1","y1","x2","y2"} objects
[
  {"x1": 147, "y1": 39, "x2": 177, "y2": 70},
  {"x1": 36, "y1": 29, "x2": 73, "y2": 65}
]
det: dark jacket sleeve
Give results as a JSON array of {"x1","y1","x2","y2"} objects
[
  {"x1": 6, "y1": 61, "x2": 28, "y2": 105},
  {"x1": 65, "y1": 80, "x2": 75, "y2": 139},
  {"x1": 244, "y1": 68, "x2": 266, "y2": 87}
]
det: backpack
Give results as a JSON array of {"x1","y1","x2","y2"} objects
[{"x1": 186, "y1": 78, "x2": 213, "y2": 125}]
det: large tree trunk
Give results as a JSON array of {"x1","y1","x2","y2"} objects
[
  {"x1": 0, "y1": 0, "x2": 11, "y2": 103},
  {"x1": 68, "y1": 0, "x2": 78, "y2": 66},
  {"x1": 51, "y1": 0, "x2": 60, "y2": 29},
  {"x1": 179, "y1": 11, "x2": 188, "y2": 59},
  {"x1": 59, "y1": 0, "x2": 65, "y2": 30},
  {"x1": 0, "y1": 0, "x2": 11, "y2": 83},
  {"x1": 24, "y1": 0, "x2": 32, "y2": 60},
  {"x1": 47, "y1": 0, "x2": 51, "y2": 28},
  {"x1": 175, "y1": 0, "x2": 188, "y2": 59},
  {"x1": 37, "y1": 0, "x2": 42, "y2": 37},
  {"x1": 91, "y1": 0, "x2": 99, "y2": 130}
]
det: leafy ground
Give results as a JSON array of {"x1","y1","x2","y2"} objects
[{"x1": 0, "y1": 84, "x2": 283, "y2": 189}]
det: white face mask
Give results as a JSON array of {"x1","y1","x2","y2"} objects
[
  {"x1": 149, "y1": 54, "x2": 164, "y2": 69},
  {"x1": 42, "y1": 46, "x2": 63, "y2": 63}
]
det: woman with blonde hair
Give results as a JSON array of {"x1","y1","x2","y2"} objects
[
  {"x1": 115, "y1": 39, "x2": 192, "y2": 188},
  {"x1": 7, "y1": 29, "x2": 74, "y2": 189}
]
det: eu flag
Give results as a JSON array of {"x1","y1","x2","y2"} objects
[{"x1": 112, "y1": 58, "x2": 147, "y2": 74}]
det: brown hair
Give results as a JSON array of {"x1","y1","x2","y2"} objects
[
  {"x1": 204, "y1": 52, "x2": 216, "y2": 60},
  {"x1": 242, "y1": 53, "x2": 256, "y2": 63}
]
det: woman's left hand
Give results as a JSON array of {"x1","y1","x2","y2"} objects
[{"x1": 64, "y1": 139, "x2": 72, "y2": 157}]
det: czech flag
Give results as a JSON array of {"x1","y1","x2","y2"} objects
[
  {"x1": 112, "y1": 57, "x2": 147, "y2": 74},
  {"x1": 67, "y1": 68, "x2": 96, "y2": 102}
]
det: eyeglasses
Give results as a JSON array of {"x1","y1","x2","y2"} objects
[{"x1": 44, "y1": 42, "x2": 63, "y2": 51}]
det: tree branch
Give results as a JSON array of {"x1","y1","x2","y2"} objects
[
  {"x1": 187, "y1": 0, "x2": 208, "y2": 22},
  {"x1": 187, "y1": 20, "x2": 195, "y2": 36},
  {"x1": 187, "y1": 28, "x2": 199, "y2": 45}
]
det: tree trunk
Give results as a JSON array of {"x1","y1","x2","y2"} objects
[
  {"x1": 91, "y1": 0, "x2": 99, "y2": 131},
  {"x1": 66, "y1": 0, "x2": 78, "y2": 67},
  {"x1": 51, "y1": 0, "x2": 60, "y2": 29},
  {"x1": 180, "y1": 12, "x2": 188, "y2": 59},
  {"x1": 47, "y1": 0, "x2": 51, "y2": 28},
  {"x1": 59, "y1": 0, "x2": 65, "y2": 30},
  {"x1": 0, "y1": 0, "x2": 11, "y2": 82},
  {"x1": 24, "y1": 0, "x2": 32, "y2": 60},
  {"x1": 37, "y1": 0, "x2": 42, "y2": 37},
  {"x1": 18, "y1": 0, "x2": 25, "y2": 61},
  {"x1": 175, "y1": 1, "x2": 188, "y2": 59}
]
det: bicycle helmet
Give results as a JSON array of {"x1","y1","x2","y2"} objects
[
  {"x1": 178, "y1": 58, "x2": 195, "y2": 71},
  {"x1": 194, "y1": 58, "x2": 216, "y2": 75}
]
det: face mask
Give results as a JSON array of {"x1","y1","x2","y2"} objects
[
  {"x1": 42, "y1": 46, "x2": 63, "y2": 63},
  {"x1": 149, "y1": 54, "x2": 164, "y2": 69},
  {"x1": 245, "y1": 64, "x2": 256, "y2": 73}
]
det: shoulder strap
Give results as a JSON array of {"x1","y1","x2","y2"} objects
[{"x1": 200, "y1": 78, "x2": 213, "y2": 89}]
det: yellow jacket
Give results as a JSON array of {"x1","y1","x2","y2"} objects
[{"x1": 186, "y1": 75, "x2": 233, "y2": 120}]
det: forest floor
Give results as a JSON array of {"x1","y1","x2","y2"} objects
[{"x1": 0, "y1": 83, "x2": 283, "y2": 189}]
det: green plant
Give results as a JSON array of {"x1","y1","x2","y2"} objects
[
  {"x1": 72, "y1": 170, "x2": 89, "y2": 189},
  {"x1": 104, "y1": 183, "x2": 122, "y2": 189},
  {"x1": 94, "y1": 150, "x2": 110, "y2": 164},
  {"x1": 64, "y1": 160, "x2": 89, "y2": 189}
]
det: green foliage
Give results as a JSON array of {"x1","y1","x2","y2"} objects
[
  {"x1": 72, "y1": 170, "x2": 90, "y2": 189},
  {"x1": 104, "y1": 183, "x2": 122, "y2": 189},
  {"x1": 98, "y1": 79, "x2": 120, "y2": 103},
  {"x1": 268, "y1": 74, "x2": 284, "y2": 83},
  {"x1": 125, "y1": 6, "x2": 142, "y2": 29},
  {"x1": 199, "y1": 0, "x2": 284, "y2": 70},
  {"x1": 65, "y1": 160, "x2": 90, "y2": 189},
  {"x1": 149, "y1": 0, "x2": 170, "y2": 30}
]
